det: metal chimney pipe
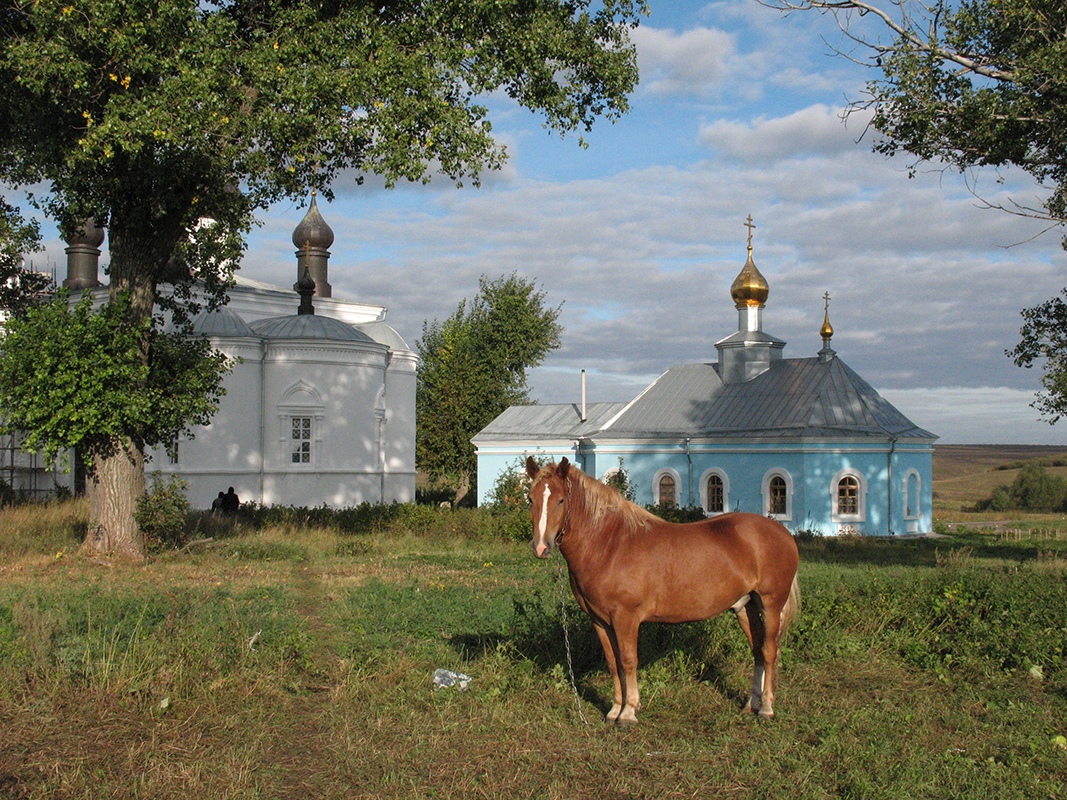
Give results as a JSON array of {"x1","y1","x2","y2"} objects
[{"x1": 581, "y1": 369, "x2": 587, "y2": 422}]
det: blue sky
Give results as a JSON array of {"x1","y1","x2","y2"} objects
[{"x1": 21, "y1": 0, "x2": 1067, "y2": 444}]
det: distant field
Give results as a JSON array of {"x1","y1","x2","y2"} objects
[{"x1": 934, "y1": 444, "x2": 1067, "y2": 513}]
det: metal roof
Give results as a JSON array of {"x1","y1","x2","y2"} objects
[
  {"x1": 474, "y1": 356, "x2": 935, "y2": 444},
  {"x1": 472, "y1": 401, "x2": 628, "y2": 444}
]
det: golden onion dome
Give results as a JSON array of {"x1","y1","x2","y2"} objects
[
  {"x1": 820, "y1": 291, "x2": 834, "y2": 340},
  {"x1": 730, "y1": 247, "x2": 769, "y2": 308}
]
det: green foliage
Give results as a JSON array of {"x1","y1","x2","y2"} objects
[
  {"x1": 0, "y1": 200, "x2": 50, "y2": 315},
  {"x1": 486, "y1": 456, "x2": 534, "y2": 511},
  {"x1": 974, "y1": 463, "x2": 1067, "y2": 512},
  {"x1": 645, "y1": 504, "x2": 707, "y2": 523},
  {"x1": 417, "y1": 274, "x2": 563, "y2": 497},
  {"x1": 1008, "y1": 288, "x2": 1067, "y2": 423},
  {"x1": 603, "y1": 457, "x2": 636, "y2": 501},
  {"x1": 135, "y1": 473, "x2": 193, "y2": 551},
  {"x1": 0, "y1": 290, "x2": 229, "y2": 466}
]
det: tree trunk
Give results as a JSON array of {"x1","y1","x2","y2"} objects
[
  {"x1": 82, "y1": 436, "x2": 146, "y2": 559},
  {"x1": 453, "y1": 472, "x2": 471, "y2": 507}
]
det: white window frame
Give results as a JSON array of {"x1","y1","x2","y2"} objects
[
  {"x1": 904, "y1": 468, "x2": 921, "y2": 520},
  {"x1": 762, "y1": 469, "x2": 793, "y2": 521},
  {"x1": 652, "y1": 467, "x2": 682, "y2": 507},
  {"x1": 699, "y1": 468, "x2": 730, "y2": 516},
  {"x1": 831, "y1": 468, "x2": 867, "y2": 524},
  {"x1": 278, "y1": 381, "x2": 324, "y2": 469}
]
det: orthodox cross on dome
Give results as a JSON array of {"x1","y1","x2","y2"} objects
[
  {"x1": 819, "y1": 290, "x2": 836, "y2": 361},
  {"x1": 744, "y1": 214, "x2": 756, "y2": 251}
]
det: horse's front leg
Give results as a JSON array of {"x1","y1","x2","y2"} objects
[
  {"x1": 612, "y1": 614, "x2": 642, "y2": 725},
  {"x1": 592, "y1": 622, "x2": 624, "y2": 724}
]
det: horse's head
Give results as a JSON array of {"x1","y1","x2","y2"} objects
[{"x1": 526, "y1": 456, "x2": 571, "y2": 559}]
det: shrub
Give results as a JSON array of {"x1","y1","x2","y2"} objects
[
  {"x1": 603, "y1": 458, "x2": 636, "y2": 502},
  {"x1": 135, "y1": 473, "x2": 193, "y2": 551},
  {"x1": 974, "y1": 463, "x2": 1067, "y2": 512}
]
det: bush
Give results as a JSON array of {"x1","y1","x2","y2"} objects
[
  {"x1": 136, "y1": 473, "x2": 193, "y2": 551},
  {"x1": 974, "y1": 463, "x2": 1067, "y2": 512}
]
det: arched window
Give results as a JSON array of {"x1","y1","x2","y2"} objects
[
  {"x1": 658, "y1": 474, "x2": 676, "y2": 507},
  {"x1": 831, "y1": 468, "x2": 866, "y2": 524},
  {"x1": 905, "y1": 470, "x2": 921, "y2": 519},
  {"x1": 837, "y1": 475, "x2": 859, "y2": 515},
  {"x1": 279, "y1": 381, "x2": 324, "y2": 468},
  {"x1": 769, "y1": 476, "x2": 787, "y2": 515},
  {"x1": 763, "y1": 470, "x2": 792, "y2": 520},
  {"x1": 706, "y1": 474, "x2": 724, "y2": 513}
]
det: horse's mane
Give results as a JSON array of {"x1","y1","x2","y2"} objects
[{"x1": 535, "y1": 462, "x2": 658, "y2": 534}]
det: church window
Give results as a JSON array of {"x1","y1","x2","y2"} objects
[
  {"x1": 769, "y1": 476, "x2": 787, "y2": 516},
  {"x1": 291, "y1": 417, "x2": 312, "y2": 463},
  {"x1": 837, "y1": 476, "x2": 859, "y2": 515},
  {"x1": 905, "y1": 471, "x2": 920, "y2": 518},
  {"x1": 658, "y1": 474, "x2": 676, "y2": 507},
  {"x1": 706, "y1": 474, "x2": 724, "y2": 513},
  {"x1": 762, "y1": 469, "x2": 793, "y2": 520},
  {"x1": 831, "y1": 468, "x2": 866, "y2": 524}
]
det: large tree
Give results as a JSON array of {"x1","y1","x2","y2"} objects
[
  {"x1": 417, "y1": 273, "x2": 562, "y2": 503},
  {"x1": 0, "y1": 0, "x2": 642, "y2": 556}
]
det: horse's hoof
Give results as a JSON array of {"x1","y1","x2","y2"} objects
[
  {"x1": 757, "y1": 708, "x2": 775, "y2": 720},
  {"x1": 613, "y1": 716, "x2": 639, "y2": 727}
]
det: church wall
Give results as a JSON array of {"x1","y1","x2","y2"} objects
[
  {"x1": 475, "y1": 438, "x2": 934, "y2": 535},
  {"x1": 381, "y1": 353, "x2": 418, "y2": 502},
  {"x1": 147, "y1": 336, "x2": 265, "y2": 509}
]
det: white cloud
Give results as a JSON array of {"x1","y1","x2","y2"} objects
[
  {"x1": 698, "y1": 104, "x2": 872, "y2": 161},
  {"x1": 632, "y1": 26, "x2": 738, "y2": 96}
]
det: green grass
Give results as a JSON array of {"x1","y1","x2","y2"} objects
[{"x1": 0, "y1": 507, "x2": 1065, "y2": 799}]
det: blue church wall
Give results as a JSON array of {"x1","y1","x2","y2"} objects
[{"x1": 476, "y1": 439, "x2": 933, "y2": 536}]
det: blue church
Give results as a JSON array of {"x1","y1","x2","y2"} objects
[{"x1": 473, "y1": 227, "x2": 937, "y2": 536}]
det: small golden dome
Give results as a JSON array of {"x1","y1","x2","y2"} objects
[
  {"x1": 731, "y1": 248, "x2": 769, "y2": 308},
  {"x1": 820, "y1": 291, "x2": 833, "y2": 340}
]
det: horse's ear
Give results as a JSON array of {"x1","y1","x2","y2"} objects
[
  {"x1": 525, "y1": 456, "x2": 539, "y2": 479},
  {"x1": 558, "y1": 457, "x2": 570, "y2": 480}
]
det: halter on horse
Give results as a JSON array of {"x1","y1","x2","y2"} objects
[{"x1": 527, "y1": 456, "x2": 800, "y2": 724}]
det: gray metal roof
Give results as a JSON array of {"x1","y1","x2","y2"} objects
[
  {"x1": 191, "y1": 307, "x2": 256, "y2": 338},
  {"x1": 472, "y1": 401, "x2": 628, "y2": 444},
  {"x1": 249, "y1": 314, "x2": 378, "y2": 343},
  {"x1": 474, "y1": 356, "x2": 935, "y2": 444}
]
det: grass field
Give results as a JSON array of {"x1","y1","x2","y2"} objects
[
  {"x1": 1, "y1": 482, "x2": 1066, "y2": 799},
  {"x1": 933, "y1": 444, "x2": 1067, "y2": 516}
]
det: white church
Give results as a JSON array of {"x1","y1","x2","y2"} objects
[{"x1": 17, "y1": 197, "x2": 417, "y2": 509}]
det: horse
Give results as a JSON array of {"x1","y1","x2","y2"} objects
[{"x1": 526, "y1": 456, "x2": 800, "y2": 724}]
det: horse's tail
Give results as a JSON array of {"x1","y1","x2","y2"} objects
[{"x1": 779, "y1": 573, "x2": 801, "y2": 638}]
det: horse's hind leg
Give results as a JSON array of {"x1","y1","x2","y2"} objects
[
  {"x1": 757, "y1": 597, "x2": 786, "y2": 719},
  {"x1": 735, "y1": 595, "x2": 767, "y2": 716}
]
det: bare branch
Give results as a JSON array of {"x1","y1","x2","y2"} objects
[{"x1": 762, "y1": 0, "x2": 1017, "y2": 81}]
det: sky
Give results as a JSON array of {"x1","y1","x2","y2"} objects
[{"x1": 19, "y1": 1, "x2": 1067, "y2": 444}]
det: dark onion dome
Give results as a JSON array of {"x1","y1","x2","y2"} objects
[
  {"x1": 66, "y1": 218, "x2": 105, "y2": 247},
  {"x1": 291, "y1": 192, "x2": 334, "y2": 250}
]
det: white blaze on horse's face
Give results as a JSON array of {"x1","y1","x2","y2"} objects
[{"x1": 530, "y1": 481, "x2": 563, "y2": 559}]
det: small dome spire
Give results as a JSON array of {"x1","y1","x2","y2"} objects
[
  {"x1": 820, "y1": 291, "x2": 834, "y2": 341},
  {"x1": 296, "y1": 266, "x2": 316, "y2": 315},
  {"x1": 730, "y1": 215, "x2": 769, "y2": 308},
  {"x1": 291, "y1": 191, "x2": 334, "y2": 250}
]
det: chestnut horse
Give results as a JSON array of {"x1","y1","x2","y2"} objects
[{"x1": 526, "y1": 456, "x2": 800, "y2": 724}]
